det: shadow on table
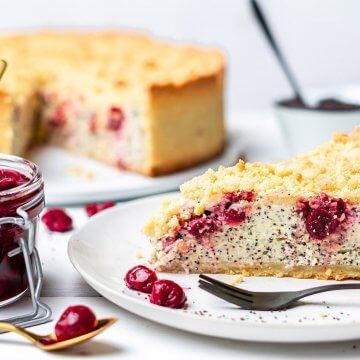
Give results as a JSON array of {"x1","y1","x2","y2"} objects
[
  {"x1": 52, "y1": 340, "x2": 123, "y2": 357},
  {"x1": 0, "y1": 338, "x2": 123, "y2": 357}
]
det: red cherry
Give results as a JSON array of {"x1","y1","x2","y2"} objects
[
  {"x1": 186, "y1": 217, "x2": 220, "y2": 239},
  {"x1": 299, "y1": 193, "x2": 350, "y2": 240},
  {"x1": 117, "y1": 160, "x2": 127, "y2": 170},
  {"x1": 41, "y1": 209, "x2": 73, "y2": 232},
  {"x1": 85, "y1": 202, "x2": 115, "y2": 217},
  {"x1": 223, "y1": 208, "x2": 246, "y2": 225},
  {"x1": 55, "y1": 305, "x2": 97, "y2": 342},
  {"x1": 306, "y1": 208, "x2": 338, "y2": 240},
  {"x1": 107, "y1": 107, "x2": 125, "y2": 131},
  {"x1": 49, "y1": 101, "x2": 69, "y2": 126},
  {"x1": 124, "y1": 265, "x2": 157, "y2": 293},
  {"x1": 150, "y1": 279, "x2": 186, "y2": 309},
  {"x1": 0, "y1": 169, "x2": 29, "y2": 191},
  {"x1": 89, "y1": 115, "x2": 97, "y2": 134}
]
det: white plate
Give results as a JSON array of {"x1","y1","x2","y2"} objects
[
  {"x1": 31, "y1": 132, "x2": 243, "y2": 206},
  {"x1": 68, "y1": 194, "x2": 360, "y2": 343}
]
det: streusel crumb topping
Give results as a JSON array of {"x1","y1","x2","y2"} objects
[
  {"x1": 181, "y1": 126, "x2": 360, "y2": 205},
  {"x1": 144, "y1": 127, "x2": 360, "y2": 238}
]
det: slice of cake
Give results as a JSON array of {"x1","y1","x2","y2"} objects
[
  {"x1": 0, "y1": 32, "x2": 225, "y2": 175},
  {"x1": 144, "y1": 127, "x2": 360, "y2": 280}
]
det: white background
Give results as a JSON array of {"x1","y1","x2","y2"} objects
[{"x1": 0, "y1": 0, "x2": 359, "y2": 109}]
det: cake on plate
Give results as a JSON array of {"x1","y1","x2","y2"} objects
[
  {"x1": 144, "y1": 127, "x2": 360, "y2": 280},
  {"x1": 0, "y1": 32, "x2": 225, "y2": 175}
]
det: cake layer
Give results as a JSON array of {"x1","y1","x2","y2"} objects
[
  {"x1": 150, "y1": 197, "x2": 360, "y2": 279},
  {"x1": 0, "y1": 32, "x2": 225, "y2": 175}
]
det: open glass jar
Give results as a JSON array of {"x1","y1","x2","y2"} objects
[{"x1": 0, "y1": 153, "x2": 51, "y2": 326}]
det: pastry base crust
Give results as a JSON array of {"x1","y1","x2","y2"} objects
[{"x1": 154, "y1": 262, "x2": 360, "y2": 281}]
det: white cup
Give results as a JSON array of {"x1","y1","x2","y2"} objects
[{"x1": 274, "y1": 85, "x2": 360, "y2": 155}]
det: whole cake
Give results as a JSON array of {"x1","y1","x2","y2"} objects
[
  {"x1": 145, "y1": 127, "x2": 360, "y2": 280},
  {"x1": 0, "y1": 32, "x2": 225, "y2": 175}
]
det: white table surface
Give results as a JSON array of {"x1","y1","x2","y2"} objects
[{"x1": 3, "y1": 110, "x2": 360, "y2": 359}]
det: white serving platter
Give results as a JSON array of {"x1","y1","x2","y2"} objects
[{"x1": 68, "y1": 194, "x2": 360, "y2": 343}]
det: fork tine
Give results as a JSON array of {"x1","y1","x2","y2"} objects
[
  {"x1": 199, "y1": 280, "x2": 253, "y2": 303},
  {"x1": 199, "y1": 282, "x2": 253, "y2": 308},
  {"x1": 199, "y1": 274, "x2": 253, "y2": 297}
]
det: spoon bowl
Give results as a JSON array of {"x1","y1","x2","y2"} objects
[{"x1": 0, "y1": 318, "x2": 117, "y2": 351}]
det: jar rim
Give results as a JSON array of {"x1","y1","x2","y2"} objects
[{"x1": 0, "y1": 153, "x2": 43, "y2": 199}]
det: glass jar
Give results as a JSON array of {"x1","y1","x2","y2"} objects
[{"x1": 0, "y1": 154, "x2": 44, "y2": 306}]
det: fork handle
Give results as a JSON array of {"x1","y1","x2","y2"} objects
[{"x1": 295, "y1": 283, "x2": 360, "y2": 301}]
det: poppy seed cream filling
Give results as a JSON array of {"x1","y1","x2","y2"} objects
[
  {"x1": 149, "y1": 197, "x2": 360, "y2": 277},
  {"x1": 144, "y1": 127, "x2": 360, "y2": 280},
  {"x1": 38, "y1": 91, "x2": 146, "y2": 168}
]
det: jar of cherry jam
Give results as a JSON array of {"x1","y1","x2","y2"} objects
[{"x1": 0, "y1": 154, "x2": 44, "y2": 306}]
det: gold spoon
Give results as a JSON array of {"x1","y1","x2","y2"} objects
[{"x1": 0, "y1": 318, "x2": 117, "y2": 351}]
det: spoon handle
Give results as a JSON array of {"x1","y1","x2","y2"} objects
[
  {"x1": 0, "y1": 322, "x2": 39, "y2": 344},
  {"x1": 0, "y1": 59, "x2": 7, "y2": 81},
  {"x1": 250, "y1": 0, "x2": 305, "y2": 104}
]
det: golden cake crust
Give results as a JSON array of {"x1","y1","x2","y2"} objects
[
  {"x1": 0, "y1": 31, "x2": 224, "y2": 98},
  {"x1": 146, "y1": 72, "x2": 225, "y2": 175}
]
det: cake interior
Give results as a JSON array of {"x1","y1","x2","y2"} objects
[
  {"x1": 149, "y1": 192, "x2": 360, "y2": 280},
  {"x1": 36, "y1": 91, "x2": 147, "y2": 169}
]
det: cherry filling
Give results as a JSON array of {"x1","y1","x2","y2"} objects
[
  {"x1": 0, "y1": 166, "x2": 44, "y2": 302},
  {"x1": 186, "y1": 217, "x2": 221, "y2": 238},
  {"x1": 41, "y1": 209, "x2": 73, "y2": 232},
  {"x1": 223, "y1": 208, "x2": 246, "y2": 225},
  {"x1": 159, "y1": 191, "x2": 255, "y2": 249},
  {"x1": 89, "y1": 115, "x2": 97, "y2": 134},
  {"x1": 124, "y1": 265, "x2": 158, "y2": 293},
  {"x1": 49, "y1": 100, "x2": 69, "y2": 126},
  {"x1": 0, "y1": 169, "x2": 29, "y2": 191},
  {"x1": 54, "y1": 305, "x2": 97, "y2": 342},
  {"x1": 184, "y1": 191, "x2": 254, "y2": 241},
  {"x1": 117, "y1": 160, "x2": 127, "y2": 171},
  {"x1": 150, "y1": 279, "x2": 187, "y2": 309},
  {"x1": 298, "y1": 193, "x2": 352, "y2": 240},
  {"x1": 224, "y1": 191, "x2": 255, "y2": 203},
  {"x1": 85, "y1": 202, "x2": 115, "y2": 217},
  {"x1": 107, "y1": 106, "x2": 125, "y2": 131}
]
